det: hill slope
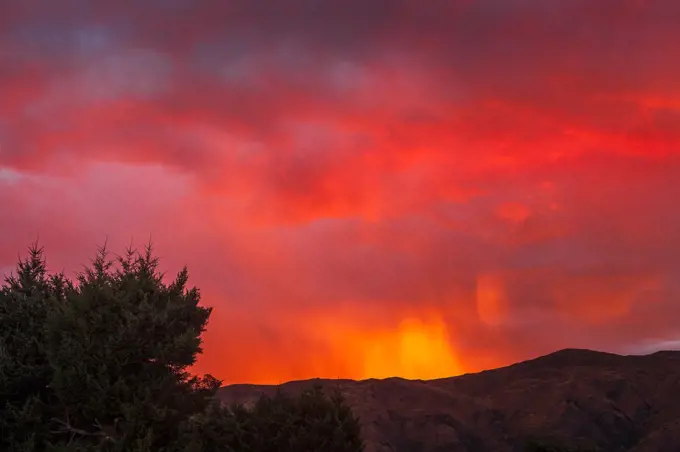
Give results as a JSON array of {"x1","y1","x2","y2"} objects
[{"x1": 218, "y1": 349, "x2": 680, "y2": 452}]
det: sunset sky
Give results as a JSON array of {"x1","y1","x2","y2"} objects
[{"x1": 2, "y1": 0, "x2": 680, "y2": 384}]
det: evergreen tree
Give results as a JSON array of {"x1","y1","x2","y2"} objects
[
  {"x1": 0, "y1": 243, "x2": 365, "y2": 452},
  {"x1": 0, "y1": 244, "x2": 70, "y2": 451},
  {"x1": 1, "y1": 243, "x2": 218, "y2": 451}
]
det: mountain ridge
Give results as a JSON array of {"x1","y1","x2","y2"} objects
[{"x1": 218, "y1": 348, "x2": 680, "y2": 451}]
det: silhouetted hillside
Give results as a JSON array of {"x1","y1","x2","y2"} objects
[{"x1": 219, "y1": 349, "x2": 680, "y2": 452}]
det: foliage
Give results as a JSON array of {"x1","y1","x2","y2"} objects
[
  {"x1": 183, "y1": 386, "x2": 365, "y2": 452},
  {"x1": 0, "y1": 243, "x2": 364, "y2": 452}
]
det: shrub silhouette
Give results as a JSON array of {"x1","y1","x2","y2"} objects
[
  {"x1": 183, "y1": 386, "x2": 364, "y2": 452},
  {"x1": 0, "y1": 243, "x2": 364, "y2": 452}
]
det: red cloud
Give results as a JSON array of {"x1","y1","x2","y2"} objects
[{"x1": 1, "y1": 0, "x2": 679, "y2": 384}]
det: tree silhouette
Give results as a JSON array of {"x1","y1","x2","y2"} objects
[{"x1": 0, "y1": 243, "x2": 364, "y2": 452}]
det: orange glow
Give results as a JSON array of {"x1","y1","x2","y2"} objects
[
  {"x1": 359, "y1": 317, "x2": 462, "y2": 380},
  {"x1": 191, "y1": 309, "x2": 467, "y2": 384}
]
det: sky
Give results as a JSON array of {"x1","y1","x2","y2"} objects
[{"x1": 2, "y1": 0, "x2": 680, "y2": 384}]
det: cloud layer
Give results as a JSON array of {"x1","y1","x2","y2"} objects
[{"x1": 2, "y1": 0, "x2": 680, "y2": 383}]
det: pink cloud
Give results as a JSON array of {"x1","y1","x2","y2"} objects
[{"x1": 1, "y1": 0, "x2": 679, "y2": 384}]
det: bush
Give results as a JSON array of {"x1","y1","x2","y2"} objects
[
  {"x1": 0, "y1": 243, "x2": 364, "y2": 452},
  {"x1": 183, "y1": 386, "x2": 364, "y2": 452}
]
